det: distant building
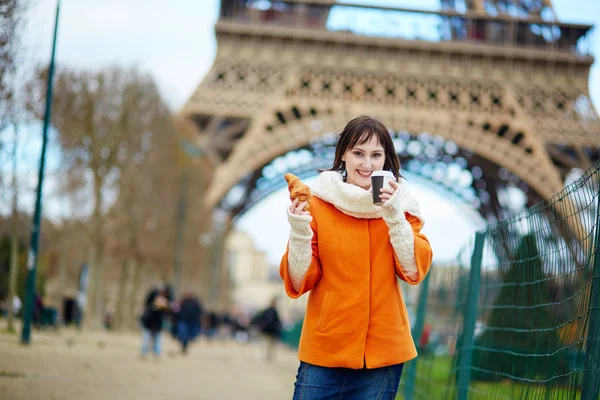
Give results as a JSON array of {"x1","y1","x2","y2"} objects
[{"x1": 225, "y1": 230, "x2": 306, "y2": 322}]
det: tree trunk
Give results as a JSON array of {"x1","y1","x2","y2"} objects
[
  {"x1": 209, "y1": 218, "x2": 232, "y2": 310},
  {"x1": 7, "y1": 122, "x2": 19, "y2": 332},
  {"x1": 172, "y1": 166, "x2": 190, "y2": 300},
  {"x1": 84, "y1": 243, "x2": 97, "y2": 328},
  {"x1": 85, "y1": 173, "x2": 104, "y2": 329},
  {"x1": 93, "y1": 237, "x2": 105, "y2": 328},
  {"x1": 217, "y1": 219, "x2": 234, "y2": 312},
  {"x1": 127, "y1": 257, "x2": 141, "y2": 331},
  {"x1": 55, "y1": 242, "x2": 68, "y2": 326},
  {"x1": 115, "y1": 258, "x2": 129, "y2": 331},
  {"x1": 7, "y1": 233, "x2": 18, "y2": 332}
]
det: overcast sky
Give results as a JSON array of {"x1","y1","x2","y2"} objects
[
  {"x1": 11, "y1": 0, "x2": 600, "y2": 265},
  {"x1": 24, "y1": 0, "x2": 600, "y2": 110}
]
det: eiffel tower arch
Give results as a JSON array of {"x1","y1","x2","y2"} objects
[{"x1": 178, "y1": 0, "x2": 599, "y2": 305}]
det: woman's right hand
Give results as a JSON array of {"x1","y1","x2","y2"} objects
[{"x1": 289, "y1": 198, "x2": 310, "y2": 216}]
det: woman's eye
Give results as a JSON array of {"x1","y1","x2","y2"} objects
[
  {"x1": 373, "y1": 153, "x2": 382, "y2": 158},
  {"x1": 353, "y1": 151, "x2": 362, "y2": 156}
]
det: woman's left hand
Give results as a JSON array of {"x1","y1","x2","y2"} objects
[{"x1": 378, "y1": 180, "x2": 398, "y2": 204}]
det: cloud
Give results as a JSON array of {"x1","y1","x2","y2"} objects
[
  {"x1": 24, "y1": 0, "x2": 220, "y2": 109},
  {"x1": 23, "y1": 1, "x2": 600, "y2": 110}
]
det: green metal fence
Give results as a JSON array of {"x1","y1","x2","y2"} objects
[
  {"x1": 399, "y1": 256, "x2": 469, "y2": 399},
  {"x1": 400, "y1": 161, "x2": 600, "y2": 400}
]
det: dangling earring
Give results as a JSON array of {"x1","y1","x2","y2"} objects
[{"x1": 341, "y1": 161, "x2": 347, "y2": 182}]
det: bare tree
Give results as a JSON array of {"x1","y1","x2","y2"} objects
[
  {"x1": 6, "y1": 122, "x2": 19, "y2": 331},
  {"x1": 26, "y1": 66, "x2": 176, "y2": 328},
  {"x1": 109, "y1": 89, "x2": 179, "y2": 328},
  {"x1": 0, "y1": 0, "x2": 29, "y2": 132},
  {"x1": 47, "y1": 161, "x2": 91, "y2": 324},
  {"x1": 1, "y1": 0, "x2": 29, "y2": 331}
]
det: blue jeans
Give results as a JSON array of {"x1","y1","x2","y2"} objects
[
  {"x1": 177, "y1": 322, "x2": 200, "y2": 351},
  {"x1": 141, "y1": 329, "x2": 161, "y2": 356},
  {"x1": 292, "y1": 361, "x2": 404, "y2": 400}
]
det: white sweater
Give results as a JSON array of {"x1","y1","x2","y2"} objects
[{"x1": 286, "y1": 171, "x2": 424, "y2": 292}]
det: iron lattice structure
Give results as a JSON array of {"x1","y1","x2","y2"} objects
[{"x1": 180, "y1": 0, "x2": 599, "y2": 221}]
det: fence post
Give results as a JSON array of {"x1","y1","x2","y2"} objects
[
  {"x1": 403, "y1": 267, "x2": 432, "y2": 400},
  {"x1": 457, "y1": 231, "x2": 485, "y2": 400},
  {"x1": 581, "y1": 184, "x2": 600, "y2": 400}
]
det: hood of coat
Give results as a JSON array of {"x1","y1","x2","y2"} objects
[{"x1": 310, "y1": 171, "x2": 424, "y2": 225}]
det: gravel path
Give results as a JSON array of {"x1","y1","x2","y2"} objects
[{"x1": 0, "y1": 326, "x2": 300, "y2": 400}]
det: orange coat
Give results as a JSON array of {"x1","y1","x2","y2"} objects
[{"x1": 280, "y1": 196, "x2": 433, "y2": 369}]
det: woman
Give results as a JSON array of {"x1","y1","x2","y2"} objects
[{"x1": 280, "y1": 115, "x2": 433, "y2": 399}]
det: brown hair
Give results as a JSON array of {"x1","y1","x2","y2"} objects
[{"x1": 324, "y1": 115, "x2": 401, "y2": 179}]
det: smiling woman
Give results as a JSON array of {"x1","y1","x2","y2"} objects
[
  {"x1": 344, "y1": 139, "x2": 384, "y2": 186},
  {"x1": 326, "y1": 116, "x2": 399, "y2": 189},
  {"x1": 277, "y1": 115, "x2": 434, "y2": 399}
]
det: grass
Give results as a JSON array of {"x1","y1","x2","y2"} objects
[
  {"x1": 0, "y1": 370, "x2": 26, "y2": 378},
  {"x1": 396, "y1": 356, "x2": 582, "y2": 400},
  {"x1": 3, "y1": 326, "x2": 17, "y2": 334}
]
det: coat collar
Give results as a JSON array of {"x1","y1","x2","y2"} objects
[{"x1": 311, "y1": 171, "x2": 424, "y2": 225}]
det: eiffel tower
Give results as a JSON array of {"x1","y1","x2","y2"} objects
[
  {"x1": 181, "y1": 0, "x2": 598, "y2": 219},
  {"x1": 178, "y1": 0, "x2": 598, "y2": 303}
]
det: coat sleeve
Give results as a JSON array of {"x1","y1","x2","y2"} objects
[
  {"x1": 390, "y1": 213, "x2": 433, "y2": 284},
  {"x1": 279, "y1": 216, "x2": 322, "y2": 298}
]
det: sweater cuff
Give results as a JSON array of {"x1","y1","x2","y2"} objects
[
  {"x1": 286, "y1": 207, "x2": 313, "y2": 240},
  {"x1": 286, "y1": 207, "x2": 313, "y2": 291},
  {"x1": 388, "y1": 219, "x2": 418, "y2": 280},
  {"x1": 383, "y1": 183, "x2": 419, "y2": 280},
  {"x1": 381, "y1": 181, "x2": 411, "y2": 225}
]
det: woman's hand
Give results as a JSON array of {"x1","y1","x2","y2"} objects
[
  {"x1": 289, "y1": 198, "x2": 310, "y2": 216},
  {"x1": 379, "y1": 180, "x2": 398, "y2": 204}
]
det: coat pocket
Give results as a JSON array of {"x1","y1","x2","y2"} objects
[
  {"x1": 315, "y1": 290, "x2": 332, "y2": 333},
  {"x1": 394, "y1": 286, "x2": 408, "y2": 326}
]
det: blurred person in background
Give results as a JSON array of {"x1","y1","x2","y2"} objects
[
  {"x1": 175, "y1": 292, "x2": 203, "y2": 354},
  {"x1": 254, "y1": 297, "x2": 282, "y2": 362},
  {"x1": 201, "y1": 310, "x2": 220, "y2": 342},
  {"x1": 12, "y1": 294, "x2": 22, "y2": 317},
  {"x1": 140, "y1": 283, "x2": 170, "y2": 360},
  {"x1": 419, "y1": 324, "x2": 432, "y2": 356},
  {"x1": 33, "y1": 293, "x2": 44, "y2": 329}
]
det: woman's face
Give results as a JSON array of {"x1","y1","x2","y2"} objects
[{"x1": 342, "y1": 135, "x2": 385, "y2": 190}]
